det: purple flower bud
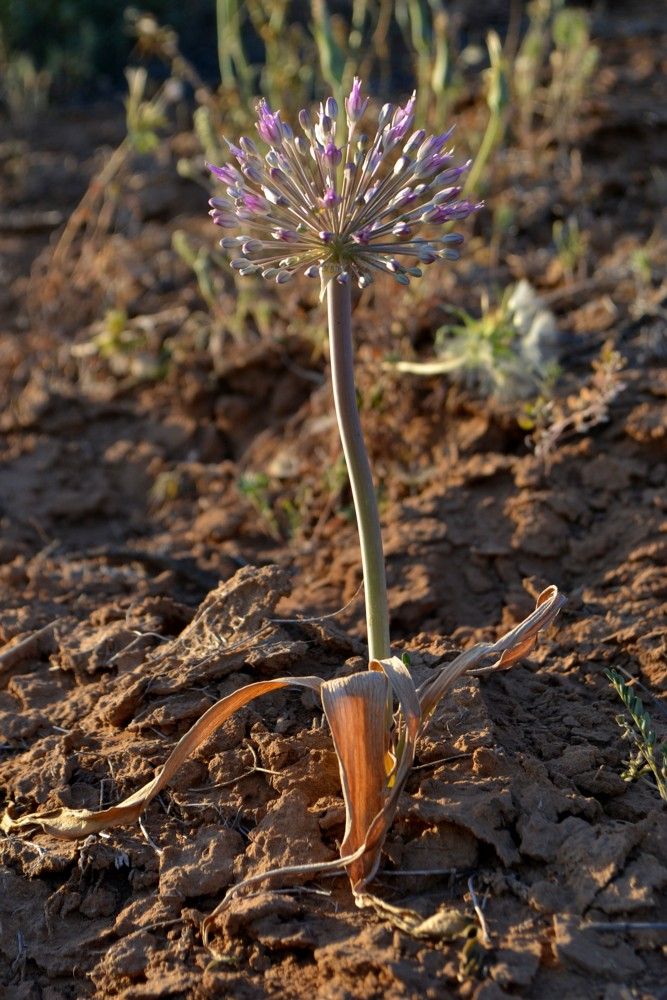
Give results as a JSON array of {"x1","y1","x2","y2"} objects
[
  {"x1": 242, "y1": 163, "x2": 263, "y2": 184},
  {"x1": 385, "y1": 91, "x2": 416, "y2": 148},
  {"x1": 388, "y1": 187, "x2": 417, "y2": 210},
  {"x1": 241, "y1": 239, "x2": 264, "y2": 253},
  {"x1": 445, "y1": 199, "x2": 483, "y2": 220},
  {"x1": 304, "y1": 265, "x2": 320, "y2": 278},
  {"x1": 432, "y1": 164, "x2": 470, "y2": 190},
  {"x1": 345, "y1": 77, "x2": 369, "y2": 125},
  {"x1": 403, "y1": 129, "x2": 426, "y2": 155},
  {"x1": 337, "y1": 271, "x2": 349, "y2": 284},
  {"x1": 256, "y1": 99, "x2": 284, "y2": 145},
  {"x1": 426, "y1": 199, "x2": 481, "y2": 224},
  {"x1": 210, "y1": 210, "x2": 237, "y2": 228},
  {"x1": 368, "y1": 151, "x2": 383, "y2": 175},
  {"x1": 241, "y1": 192, "x2": 267, "y2": 213},
  {"x1": 299, "y1": 108, "x2": 313, "y2": 133},
  {"x1": 441, "y1": 232, "x2": 465, "y2": 245},
  {"x1": 207, "y1": 162, "x2": 241, "y2": 185},
  {"x1": 239, "y1": 136, "x2": 259, "y2": 157},
  {"x1": 323, "y1": 141, "x2": 342, "y2": 166},
  {"x1": 414, "y1": 152, "x2": 454, "y2": 180},
  {"x1": 418, "y1": 246, "x2": 438, "y2": 263},
  {"x1": 319, "y1": 231, "x2": 333, "y2": 243},
  {"x1": 208, "y1": 196, "x2": 234, "y2": 210},
  {"x1": 226, "y1": 141, "x2": 246, "y2": 164},
  {"x1": 432, "y1": 186, "x2": 462, "y2": 206},
  {"x1": 321, "y1": 187, "x2": 340, "y2": 207},
  {"x1": 379, "y1": 103, "x2": 394, "y2": 128},
  {"x1": 352, "y1": 228, "x2": 373, "y2": 245},
  {"x1": 393, "y1": 155, "x2": 411, "y2": 176},
  {"x1": 272, "y1": 228, "x2": 299, "y2": 242},
  {"x1": 325, "y1": 97, "x2": 338, "y2": 119}
]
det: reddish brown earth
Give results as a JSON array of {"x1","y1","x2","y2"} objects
[{"x1": 1, "y1": 20, "x2": 666, "y2": 1000}]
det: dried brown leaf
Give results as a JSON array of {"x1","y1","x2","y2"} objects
[
  {"x1": 0, "y1": 676, "x2": 322, "y2": 838},
  {"x1": 321, "y1": 672, "x2": 389, "y2": 887},
  {"x1": 418, "y1": 586, "x2": 566, "y2": 719}
]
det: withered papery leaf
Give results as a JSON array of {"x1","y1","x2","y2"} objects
[
  {"x1": 346, "y1": 654, "x2": 423, "y2": 896},
  {"x1": 321, "y1": 671, "x2": 389, "y2": 888},
  {"x1": 417, "y1": 585, "x2": 566, "y2": 719},
  {"x1": 0, "y1": 676, "x2": 323, "y2": 838}
]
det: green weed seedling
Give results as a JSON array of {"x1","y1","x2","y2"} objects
[
  {"x1": 606, "y1": 669, "x2": 667, "y2": 802},
  {"x1": 389, "y1": 280, "x2": 559, "y2": 400},
  {"x1": 552, "y1": 215, "x2": 588, "y2": 280}
]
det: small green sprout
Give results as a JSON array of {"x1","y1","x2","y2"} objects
[
  {"x1": 238, "y1": 472, "x2": 280, "y2": 539},
  {"x1": 552, "y1": 216, "x2": 588, "y2": 280},
  {"x1": 124, "y1": 67, "x2": 168, "y2": 154},
  {"x1": 464, "y1": 30, "x2": 509, "y2": 197},
  {"x1": 606, "y1": 669, "x2": 667, "y2": 802}
]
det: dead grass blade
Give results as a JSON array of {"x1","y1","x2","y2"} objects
[{"x1": 0, "y1": 676, "x2": 323, "y2": 838}]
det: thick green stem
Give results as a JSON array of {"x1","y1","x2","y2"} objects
[{"x1": 326, "y1": 278, "x2": 391, "y2": 662}]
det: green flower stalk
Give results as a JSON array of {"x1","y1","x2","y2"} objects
[{"x1": 208, "y1": 78, "x2": 481, "y2": 660}]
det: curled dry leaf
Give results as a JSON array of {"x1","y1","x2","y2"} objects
[{"x1": 1, "y1": 587, "x2": 565, "y2": 940}]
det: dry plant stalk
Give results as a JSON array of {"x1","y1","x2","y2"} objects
[{"x1": 2, "y1": 586, "x2": 564, "y2": 940}]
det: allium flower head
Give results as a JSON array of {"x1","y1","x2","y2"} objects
[{"x1": 208, "y1": 78, "x2": 481, "y2": 291}]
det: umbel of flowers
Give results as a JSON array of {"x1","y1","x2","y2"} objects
[{"x1": 208, "y1": 78, "x2": 481, "y2": 292}]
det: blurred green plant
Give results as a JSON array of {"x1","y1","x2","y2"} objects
[
  {"x1": 172, "y1": 231, "x2": 223, "y2": 314},
  {"x1": 71, "y1": 307, "x2": 172, "y2": 381},
  {"x1": 387, "y1": 281, "x2": 559, "y2": 399},
  {"x1": 552, "y1": 215, "x2": 588, "y2": 280},
  {"x1": 238, "y1": 471, "x2": 281, "y2": 539},
  {"x1": 125, "y1": 66, "x2": 168, "y2": 152},
  {"x1": 464, "y1": 30, "x2": 509, "y2": 197},
  {"x1": 546, "y1": 6, "x2": 598, "y2": 137},
  {"x1": 511, "y1": 1, "x2": 598, "y2": 144},
  {"x1": 513, "y1": 0, "x2": 552, "y2": 134},
  {"x1": 606, "y1": 669, "x2": 667, "y2": 802},
  {"x1": 0, "y1": 46, "x2": 51, "y2": 121}
]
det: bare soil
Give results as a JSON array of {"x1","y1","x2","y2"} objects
[{"x1": 1, "y1": 19, "x2": 666, "y2": 1000}]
